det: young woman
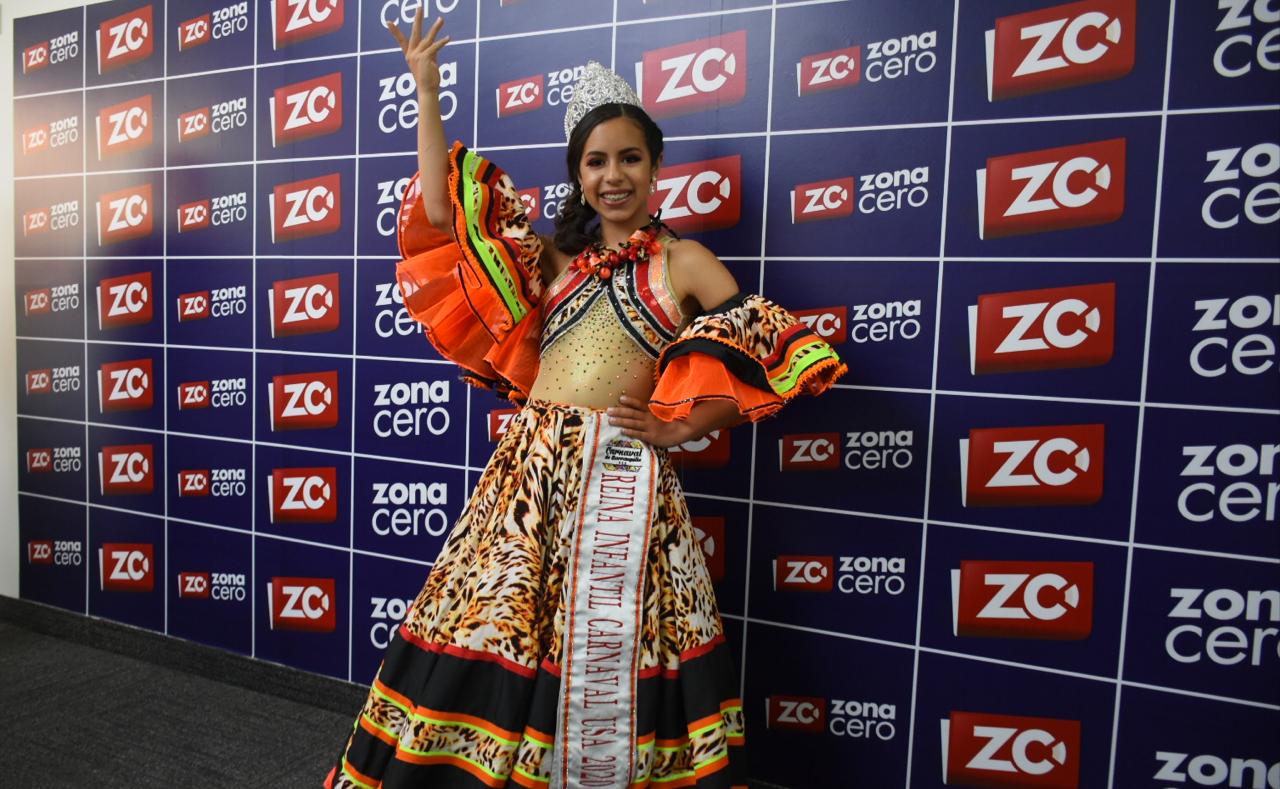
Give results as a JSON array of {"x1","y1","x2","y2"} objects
[{"x1": 326, "y1": 12, "x2": 844, "y2": 789}]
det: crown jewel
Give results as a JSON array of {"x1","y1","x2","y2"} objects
[{"x1": 563, "y1": 60, "x2": 643, "y2": 141}]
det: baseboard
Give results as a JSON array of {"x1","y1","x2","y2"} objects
[{"x1": 0, "y1": 594, "x2": 366, "y2": 716}]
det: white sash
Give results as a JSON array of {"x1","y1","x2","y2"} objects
[{"x1": 550, "y1": 414, "x2": 658, "y2": 789}]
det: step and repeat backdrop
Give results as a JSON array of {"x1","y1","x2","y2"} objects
[{"x1": 12, "y1": 0, "x2": 1280, "y2": 786}]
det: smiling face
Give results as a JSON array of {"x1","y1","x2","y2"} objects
[{"x1": 577, "y1": 116, "x2": 659, "y2": 233}]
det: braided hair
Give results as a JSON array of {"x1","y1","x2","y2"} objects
[{"x1": 554, "y1": 103, "x2": 673, "y2": 255}]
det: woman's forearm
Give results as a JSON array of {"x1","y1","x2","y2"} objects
[
  {"x1": 674, "y1": 398, "x2": 744, "y2": 445},
  {"x1": 417, "y1": 87, "x2": 452, "y2": 232}
]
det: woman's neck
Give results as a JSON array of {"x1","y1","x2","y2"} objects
[{"x1": 598, "y1": 216, "x2": 648, "y2": 248}]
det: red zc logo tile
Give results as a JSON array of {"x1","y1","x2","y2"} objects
[
  {"x1": 24, "y1": 209, "x2": 50, "y2": 237},
  {"x1": 272, "y1": 0, "x2": 344, "y2": 49},
  {"x1": 97, "y1": 271, "x2": 153, "y2": 330},
  {"x1": 270, "y1": 71, "x2": 343, "y2": 146},
  {"x1": 794, "y1": 307, "x2": 849, "y2": 345},
  {"x1": 766, "y1": 695, "x2": 826, "y2": 733},
  {"x1": 791, "y1": 177, "x2": 855, "y2": 223},
  {"x1": 953, "y1": 560, "x2": 1094, "y2": 640},
  {"x1": 25, "y1": 369, "x2": 52, "y2": 395},
  {"x1": 943, "y1": 710, "x2": 1081, "y2": 788},
  {"x1": 962, "y1": 424, "x2": 1105, "y2": 507},
  {"x1": 638, "y1": 30, "x2": 748, "y2": 118},
  {"x1": 269, "y1": 370, "x2": 339, "y2": 431},
  {"x1": 178, "y1": 469, "x2": 211, "y2": 497},
  {"x1": 177, "y1": 290, "x2": 211, "y2": 322},
  {"x1": 177, "y1": 571, "x2": 211, "y2": 597},
  {"x1": 96, "y1": 94, "x2": 152, "y2": 160},
  {"x1": 177, "y1": 199, "x2": 211, "y2": 233},
  {"x1": 96, "y1": 183, "x2": 154, "y2": 247},
  {"x1": 268, "y1": 467, "x2": 338, "y2": 523},
  {"x1": 99, "y1": 444, "x2": 155, "y2": 495},
  {"x1": 97, "y1": 5, "x2": 154, "y2": 74},
  {"x1": 668, "y1": 428, "x2": 731, "y2": 469},
  {"x1": 691, "y1": 516, "x2": 725, "y2": 583},
  {"x1": 269, "y1": 272, "x2": 341, "y2": 337},
  {"x1": 780, "y1": 432, "x2": 842, "y2": 471},
  {"x1": 178, "y1": 14, "x2": 212, "y2": 50},
  {"x1": 269, "y1": 172, "x2": 342, "y2": 242},
  {"x1": 24, "y1": 41, "x2": 51, "y2": 73},
  {"x1": 268, "y1": 576, "x2": 337, "y2": 631},
  {"x1": 649, "y1": 156, "x2": 741, "y2": 234},
  {"x1": 27, "y1": 449, "x2": 53, "y2": 473},
  {"x1": 487, "y1": 408, "x2": 520, "y2": 442},
  {"x1": 22, "y1": 123, "x2": 50, "y2": 155},
  {"x1": 98, "y1": 357, "x2": 154, "y2": 413},
  {"x1": 99, "y1": 543, "x2": 155, "y2": 591},
  {"x1": 24, "y1": 289, "x2": 52, "y2": 316},
  {"x1": 978, "y1": 138, "x2": 1125, "y2": 239},
  {"x1": 986, "y1": 0, "x2": 1135, "y2": 101},
  {"x1": 177, "y1": 107, "x2": 212, "y2": 142},
  {"x1": 177, "y1": 380, "x2": 211, "y2": 410},
  {"x1": 28, "y1": 540, "x2": 54, "y2": 563},
  {"x1": 497, "y1": 73, "x2": 543, "y2": 117},
  {"x1": 798, "y1": 45, "x2": 860, "y2": 96},
  {"x1": 772, "y1": 555, "x2": 834, "y2": 592},
  {"x1": 970, "y1": 283, "x2": 1115, "y2": 375}
]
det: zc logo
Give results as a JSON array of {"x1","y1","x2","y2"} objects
[
  {"x1": 25, "y1": 369, "x2": 52, "y2": 395},
  {"x1": 961, "y1": 424, "x2": 1105, "y2": 507},
  {"x1": 97, "y1": 271, "x2": 154, "y2": 330},
  {"x1": 773, "y1": 555, "x2": 834, "y2": 592},
  {"x1": 269, "y1": 370, "x2": 340, "y2": 431},
  {"x1": 269, "y1": 272, "x2": 341, "y2": 337},
  {"x1": 96, "y1": 94, "x2": 152, "y2": 160},
  {"x1": 986, "y1": 0, "x2": 1136, "y2": 101},
  {"x1": 96, "y1": 183, "x2": 154, "y2": 247},
  {"x1": 178, "y1": 469, "x2": 211, "y2": 497},
  {"x1": 178, "y1": 571, "x2": 211, "y2": 597},
  {"x1": 952, "y1": 560, "x2": 1094, "y2": 640},
  {"x1": 791, "y1": 177, "x2": 855, "y2": 223},
  {"x1": 272, "y1": 0, "x2": 344, "y2": 49},
  {"x1": 28, "y1": 540, "x2": 53, "y2": 563},
  {"x1": 794, "y1": 307, "x2": 849, "y2": 345},
  {"x1": 649, "y1": 156, "x2": 741, "y2": 234},
  {"x1": 636, "y1": 30, "x2": 748, "y2": 118},
  {"x1": 177, "y1": 380, "x2": 211, "y2": 410},
  {"x1": 978, "y1": 138, "x2": 1126, "y2": 239},
  {"x1": 270, "y1": 72, "x2": 343, "y2": 146},
  {"x1": 780, "y1": 433, "x2": 842, "y2": 471},
  {"x1": 969, "y1": 283, "x2": 1116, "y2": 375},
  {"x1": 691, "y1": 516, "x2": 726, "y2": 583},
  {"x1": 668, "y1": 429, "x2": 731, "y2": 469},
  {"x1": 766, "y1": 695, "x2": 826, "y2": 733},
  {"x1": 97, "y1": 357, "x2": 154, "y2": 413},
  {"x1": 24, "y1": 42, "x2": 51, "y2": 73},
  {"x1": 177, "y1": 291, "x2": 211, "y2": 321},
  {"x1": 267, "y1": 576, "x2": 337, "y2": 632},
  {"x1": 97, "y1": 5, "x2": 154, "y2": 75},
  {"x1": 268, "y1": 467, "x2": 338, "y2": 523},
  {"x1": 99, "y1": 444, "x2": 155, "y2": 495},
  {"x1": 178, "y1": 14, "x2": 212, "y2": 50},
  {"x1": 497, "y1": 73, "x2": 543, "y2": 117},
  {"x1": 487, "y1": 408, "x2": 520, "y2": 442},
  {"x1": 797, "y1": 45, "x2": 860, "y2": 96},
  {"x1": 942, "y1": 710, "x2": 1081, "y2": 788},
  {"x1": 99, "y1": 543, "x2": 155, "y2": 592},
  {"x1": 27, "y1": 449, "x2": 53, "y2": 473},
  {"x1": 269, "y1": 173, "x2": 342, "y2": 242}
]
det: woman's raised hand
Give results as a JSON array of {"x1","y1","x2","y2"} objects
[{"x1": 386, "y1": 8, "x2": 450, "y2": 95}]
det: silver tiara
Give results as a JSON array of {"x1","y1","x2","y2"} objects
[{"x1": 563, "y1": 60, "x2": 643, "y2": 141}]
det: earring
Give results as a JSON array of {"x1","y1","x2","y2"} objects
[
  {"x1": 580, "y1": 191, "x2": 586, "y2": 205},
  {"x1": 649, "y1": 178, "x2": 657, "y2": 195}
]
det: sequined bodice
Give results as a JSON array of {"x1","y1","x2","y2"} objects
[{"x1": 526, "y1": 243, "x2": 685, "y2": 408}]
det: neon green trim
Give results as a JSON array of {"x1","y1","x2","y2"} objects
[
  {"x1": 523, "y1": 733, "x2": 553, "y2": 750},
  {"x1": 768, "y1": 339, "x2": 840, "y2": 394},
  {"x1": 513, "y1": 765, "x2": 550, "y2": 784},
  {"x1": 370, "y1": 683, "x2": 409, "y2": 714},
  {"x1": 340, "y1": 758, "x2": 377, "y2": 789},
  {"x1": 396, "y1": 746, "x2": 507, "y2": 780},
  {"x1": 408, "y1": 709, "x2": 519, "y2": 747},
  {"x1": 360, "y1": 713, "x2": 399, "y2": 744},
  {"x1": 458, "y1": 149, "x2": 527, "y2": 323}
]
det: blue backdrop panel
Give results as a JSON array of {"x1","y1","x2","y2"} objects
[{"x1": 12, "y1": 1, "x2": 1278, "y2": 787}]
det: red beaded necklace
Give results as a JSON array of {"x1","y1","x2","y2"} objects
[{"x1": 572, "y1": 223, "x2": 663, "y2": 281}]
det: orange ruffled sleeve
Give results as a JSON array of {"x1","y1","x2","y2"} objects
[
  {"x1": 394, "y1": 143, "x2": 543, "y2": 401},
  {"x1": 650, "y1": 293, "x2": 846, "y2": 422}
]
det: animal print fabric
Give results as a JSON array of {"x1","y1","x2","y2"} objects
[{"x1": 329, "y1": 399, "x2": 747, "y2": 789}]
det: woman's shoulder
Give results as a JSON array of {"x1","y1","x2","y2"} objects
[{"x1": 661, "y1": 236, "x2": 719, "y2": 269}]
